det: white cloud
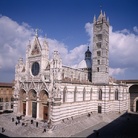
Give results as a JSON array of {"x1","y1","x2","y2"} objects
[
  {"x1": 109, "y1": 26, "x2": 138, "y2": 70},
  {"x1": 133, "y1": 26, "x2": 138, "y2": 33},
  {"x1": 85, "y1": 22, "x2": 93, "y2": 46},
  {"x1": 0, "y1": 15, "x2": 88, "y2": 82},
  {"x1": 109, "y1": 26, "x2": 138, "y2": 78},
  {"x1": 0, "y1": 16, "x2": 34, "y2": 81},
  {"x1": 0, "y1": 16, "x2": 34, "y2": 70},
  {"x1": 47, "y1": 39, "x2": 87, "y2": 66},
  {"x1": 85, "y1": 22, "x2": 138, "y2": 79},
  {"x1": 0, "y1": 15, "x2": 138, "y2": 82},
  {"x1": 109, "y1": 67, "x2": 126, "y2": 76}
]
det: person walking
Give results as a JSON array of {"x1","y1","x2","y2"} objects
[
  {"x1": 42, "y1": 121, "x2": 47, "y2": 133},
  {"x1": 2, "y1": 127, "x2": 5, "y2": 133},
  {"x1": 43, "y1": 128, "x2": 46, "y2": 133}
]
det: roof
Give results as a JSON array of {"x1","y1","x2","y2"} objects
[
  {"x1": 0, "y1": 82, "x2": 13, "y2": 87},
  {"x1": 117, "y1": 80, "x2": 138, "y2": 84},
  {"x1": 77, "y1": 59, "x2": 92, "y2": 69}
]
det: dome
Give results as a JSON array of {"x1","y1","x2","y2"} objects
[{"x1": 77, "y1": 59, "x2": 92, "y2": 69}]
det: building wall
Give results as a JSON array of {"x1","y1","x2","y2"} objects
[
  {"x1": 62, "y1": 66, "x2": 88, "y2": 82},
  {"x1": 51, "y1": 82, "x2": 129, "y2": 123},
  {"x1": 0, "y1": 83, "x2": 14, "y2": 113}
]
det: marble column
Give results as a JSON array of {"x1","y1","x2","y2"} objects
[
  {"x1": 48, "y1": 99, "x2": 51, "y2": 121},
  {"x1": 36, "y1": 97, "x2": 40, "y2": 120},
  {"x1": 26, "y1": 97, "x2": 29, "y2": 116},
  {"x1": 17, "y1": 95, "x2": 21, "y2": 114},
  {"x1": 13, "y1": 100, "x2": 18, "y2": 114}
]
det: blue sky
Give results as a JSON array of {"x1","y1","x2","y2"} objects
[
  {"x1": 1, "y1": 0, "x2": 138, "y2": 48},
  {"x1": 0, "y1": 0, "x2": 138, "y2": 82}
]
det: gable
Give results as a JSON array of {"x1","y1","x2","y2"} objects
[
  {"x1": 30, "y1": 37, "x2": 42, "y2": 56},
  {"x1": 31, "y1": 43, "x2": 40, "y2": 55}
]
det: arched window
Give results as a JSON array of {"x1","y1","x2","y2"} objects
[
  {"x1": 106, "y1": 68, "x2": 108, "y2": 72},
  {"x1": 78, "y1": 73, "x2": 80, "y2": 80},
  {"x1": 88, "y1": 72, "x2": 91, "y2": 82},
  {"x1": 62, "y1": 70, "x2": 64, "y2": 79},
  {"x1": 98, "y1": 89, "x2": 102, "y2": 100},
  {"x1": 0, "y1": 98, "x2": 3, "y2": 102},
  {"x1": 97, "y1": 42, "x2": 101, "y2": 49},
  {"x1": 11, "y1": 104, "x2": 13, "y2": 109},
  {"x1": 97, "y1": 67, "x2": 99, "y2": 72},
  {"x1": 74, "y1": 87, "x2": 77, "y2": 102},
  {"x1": 97, "y1": 51, "x2": 101, "y2": 56},
  {"x1": 115, "y1": 89, "x2": 119, "y2": 100},
  {"x1": 97, "y1": 60, "x2": 100, "y2": 65},
  {"x1": 83, "y1": 88, "x2": 86, "y2": 101},
  {"x1": 90, "y1": 88, "x2": 93, "y2": 100},
  {"x1": 5, "y1": 97, "x2": 8, "y2": 102},
  {"x1": 0, "y1": 105, "x2": 3, "y2": 110},
  {"x1": 63, "y1": 87, "x2": 67, "y2": 103},
  {"x1": 109, "y1": 87, "x2": 111, "y2": 100},
  {"x1": 5, "y1": 103, "x2": 8, "y2": 109},
  {"x1": 11, "y1": 97, "x2": 14, "y2": 102},
  {"x1": 71, "y1": 71, "x2": 73, "y2": 79}
]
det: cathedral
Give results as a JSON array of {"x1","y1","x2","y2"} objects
[{"x1": 13, "y1": 11, "x2": 129, "y2": 125}]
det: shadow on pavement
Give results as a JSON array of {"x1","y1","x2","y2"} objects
[
  {"x1": 87, "y1": 112, "x2": 138, "y2": 138},
  {"x1": 0, "y1": 133, "x2": 9, "y2": 137}
]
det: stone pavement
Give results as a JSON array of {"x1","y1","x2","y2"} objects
[
  {"x1": 87, "y1": 112, "x2": 138, "y2": 138},
  {"x1": 72, "y1": 112, "x2": 138, "y2": 138},
  {"x1": 71, "y1": 122, "x2": 107, "y2": 137},
  {"x1": 0, "y1": 112, "x2": 124, "y2": 137}
]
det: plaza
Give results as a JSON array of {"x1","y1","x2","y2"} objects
[{"x1": 0, "y1": 111, "x2": 138, "y2": 137}]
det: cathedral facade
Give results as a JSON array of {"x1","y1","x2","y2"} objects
[{"x1": 13, "y1": 11, "x2": 129, "y2": 125}]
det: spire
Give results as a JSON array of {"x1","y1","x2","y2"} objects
[
  {"x1": 98, "y1": 10, "x2": 103, "y2": 21},
  {"x1": 30, "y1": 29, "x2": 42, "y2": 56},
  {"x1": 100, "y1": 10, "x2": 102, "y2": 15},
  {"x1": 35, "y1": 29, "x2": 38, "y2": 37},
  {"x1": 104, "y1": 12, "x2": 106, "y2": 17},
  {"x1": 18, "y1": 57, "x2": 23, "y2": 65},
  {"x1": 43, "y1": 34, "x2": 47, "y2": 44},
  {"x1": 93, "y1": 15, "x2": 96, "y2": 23},
  {"x1": 27, "y1": 39, "x2": 31, "y2": 51},
  {"x1": 87, "y1": 46, "x2": 90, "y2": 51}
]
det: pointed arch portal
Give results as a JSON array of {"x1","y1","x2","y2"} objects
[
  {"x1": 19, "y1": 89, "x2": 26, "y2": 115},
  {"x1": 28, "y1": 89, "x2": 37, "y2": 118},
  {"x1": 32, "y1": 102, "x2": 37, "y2": 118},
  {"x1": 39, "y1": 90, "x2": 49, "y2": 121}
]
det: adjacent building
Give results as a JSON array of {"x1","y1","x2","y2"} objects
[{"x1": 0, "y1": 82, "x2": 14, "y2": 113}]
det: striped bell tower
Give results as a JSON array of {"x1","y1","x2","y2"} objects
[{"x1": 92, "y1": 11, "x2": 109, "y2": 84}]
